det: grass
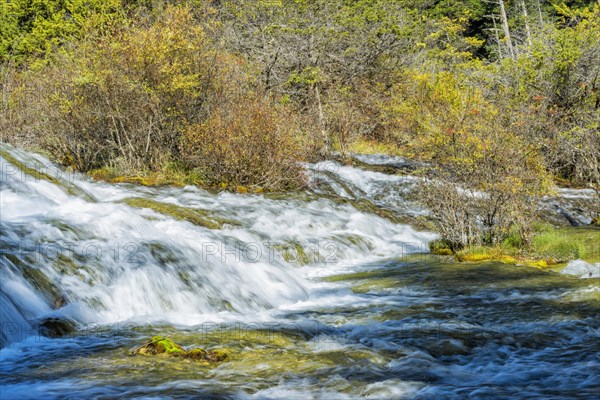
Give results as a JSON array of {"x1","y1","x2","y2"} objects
[
  {"x1": 530, "y1": 224, "x2": 600, "y2": 263},
  {"x1": 89, "y1": 163, "x2": 268, "y2": 193},
  {"x1": 89, "y1": 162, "x2": 204, "y2": 188},
  {"x1": 452, "y1": 224, "x2": 600, "y2": 267}
]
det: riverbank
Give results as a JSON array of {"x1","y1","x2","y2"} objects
[{"x1": 430, "y1": 224, "x2": 600, "y2": 269}]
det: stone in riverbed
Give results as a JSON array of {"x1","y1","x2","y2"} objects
[
  {"x1": 560, "y1": 259, "x2": 600, "y2": 279},
  {"x1": 131, "y1": 336, "x2": 229, "y2": 363},
  {"x1": 38, "y1": 317, "x2": 77, "y2": 338}
]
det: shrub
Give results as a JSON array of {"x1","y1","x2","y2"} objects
[
  {"x1": 429, "y1": 239, "x2": 456, "y2": 255},
  {"x1": 6, "y1": 5, "x2": 242, "y2": 173},
  {"x1": 397, "y1": 72, "x2": 551, "y2": 247},
  {"x1": 181, "y1": 96, "x2": 313, "y2": 191}
]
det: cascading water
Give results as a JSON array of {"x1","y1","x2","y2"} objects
[
  {"x1": 0, "y1": 145, "x2": 432, "y2": 342},
  {"x1": 1, "y1": 144, "x2": 598, "y2": 399}
]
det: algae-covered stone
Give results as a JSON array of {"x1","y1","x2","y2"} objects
[
  {"x1": 134, "y1": 336, "x2": 185, "y2": 355},
  {"x1": 203, "y1": 349, "x2": 229, "y2": 363},
  {"x1": 184, "y1": 348, "x2": 207, "y2": 360},
  {"x1": 131, "y1": 336, "x2": 229, "y2": 364}
]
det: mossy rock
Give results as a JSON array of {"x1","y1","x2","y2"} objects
[
  {"x1": 133, "y1": 336, "x2": 185, "y2": 355},
  {"x1": 184, "y1": 348, "x2": 207, "y2": 360},
  {"x1": 195, "y1": 349, "x2": 229, "y2": 363},
  {"x1": 273, "y1": 241, "x2": 312, "y2": 265},
  {"x1": 120, "y1": 197, "x2": 238, "y2": 229},
  {"x1": 131, "y1": 336, "x2": 229, "y2": 364},
  {"x1": 21, "y1": 266, "x2": 65, "y2": 308}
]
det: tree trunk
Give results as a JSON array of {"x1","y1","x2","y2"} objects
[
  {"x1": 520, "y1": 0, "x2": 532, "y2": 47},
  {"x1": 536, "y1": 0, "x2": 545, "y2": 25},
  {"x1": 498, "y1": 0, "x2": 514, "y2": 58},
  {"x1": 491, "y1": 15, "x2": 503, "y2": 58},
  {"x1": 315, "y1": 85, "x2": 329, "y2": 155}
]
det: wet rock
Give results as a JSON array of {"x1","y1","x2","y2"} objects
[
  {"x1": 188, "y1": 348, "x2": 229, "y2": 363},
  {"x1": 131, "y1": 336, "x2": 229, "y2": 363},
  {"x1": 120, "y1": 197, "x2": 239, "y2": 229},
  {"x1": 348, "y1": 153, "x2": 428, "y2": 173},
  {"x1": 425, "y1": 338, "x2": 470, "y2": 357},
  {"x1": 38, "y1": 317, "x2": 77, "y2": 338},
  {"x1": 561, "y1": 259, "x2": 600, "y2": 279},
  {"x1": 134, "y1": 336, "x2": 185, "y2": 355},
  {"x1": 539, "y1": 189, "x2": 598, "y2": 227}
]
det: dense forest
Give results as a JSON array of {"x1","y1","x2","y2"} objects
[{"x1": 1, "y1": 0, "x2": 599, "y2": 250}]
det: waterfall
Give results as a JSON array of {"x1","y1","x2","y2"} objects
[{"x1": 0, "y1": 145, "x2": 434, "y2": 347}]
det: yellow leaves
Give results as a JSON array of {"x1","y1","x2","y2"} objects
[{"x1": 180, "y1": 94, "x2": 308, "y2": 191}]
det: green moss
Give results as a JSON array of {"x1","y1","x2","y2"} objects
[
  {"x1": 132, "y1": 336, "x2": 230, "y2": 365},
  {"x1": 21, "y1": 266, "x2": 64, "y2": 307},
  {"x1": 429, "y1": 239, "x2": 454, "y2": 255},
  {"x1": 120, "y1": 197, "x2": 238, "y2": 229},
  {"x1": 89, "y1": 161, "x2": 205, "y2": 188},
  {"x1": 351, "y1": 277, "x2": 402, "y2": 293},
  {"x1": 202, "y1": 349, "x2": 229, "y2": 363},
  {"x1": 452, "y1": 225, "x2": 600, "y2": 267},
  {"x1": 184, "y1": 348, "x2": 207, "y2": 360},
  {"x1": 153, "y1": 336, "x2": 185, "y2": 354},
  {"x1": 52, "y1": 253, "x2": 79, "y2": 273}
]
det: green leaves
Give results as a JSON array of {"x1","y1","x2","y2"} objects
[{"x1": 1, "y1": 0, "x2": 125, "y2": 63}]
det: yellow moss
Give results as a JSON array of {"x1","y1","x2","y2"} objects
[
  {"x1": 429, "y1": 239, "x2": 454, "y2": 256},
  {"x1": 522, "y1": 259, "x2": 549, "y2": 268},
  {"x1": 498, "y1": 255, "x2": 517, "y2": 264},
  {"x1": 456, "y1": 249, "x2": 494, "y2": 262}
]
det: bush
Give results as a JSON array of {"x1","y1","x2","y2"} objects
[
  {"x1": 181, "y1": 96, "x2": 313, "y2": 191},
  {"x1": 398, "y1": 72, "x2": 551, "y2": 247},
  {"x1": 3, "y1": 5, "x2": 318, "y2": 191},
  {"x1": 429, "y1": 239, "x2": 457, "y2": 255},
  {"x1": 6, "y1": 5, "x2": 242, "y2": 173}
]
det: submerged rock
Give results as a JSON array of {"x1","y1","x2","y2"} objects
[
  {"x1": 38, "y1": 317, "x2": 77, "y2": 338},
  {"x1": 120, "y1": 197, "x2": 238, "y2": 229},
  {"x1": 131, "y1": 336, "x2": 229, "y2": 363},
  {"x1": 561, "y1": 259, "x2": 600, "y2": 279}
]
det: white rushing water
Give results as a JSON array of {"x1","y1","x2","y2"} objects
[{"x1": 0, "y1": 144, "x2": 434, "y2": 346}]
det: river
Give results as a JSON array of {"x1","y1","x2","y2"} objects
[{"x1": 1, "y1": 144, "x2": 598, "y2": 399}]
